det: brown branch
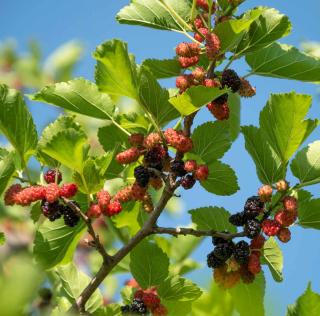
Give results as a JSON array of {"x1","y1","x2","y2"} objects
[
  {"x1": 152, "y1": 226, "x2": 246, "y2": 239},
  {"x1": 61, "y1": 197, "x2": 113, "y2": 264},
  {"x1": 73, "y1": 181, "x2": 179, "y2": 314}
]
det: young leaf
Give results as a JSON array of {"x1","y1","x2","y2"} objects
[
  {"x1": 235, "y1": 7, "x2": 291, "y2": 56},
  {"x1": 291, "y1": 141, "x2": 320, "y2": 186},
  {"x1": 229, "y1": 272, "x2": 265, "y2": 316},
  {"x1": 158, "y1": 275, "x2": 202, "y2": 302},
  {"x1": 0, "y1": 232, "x2": 5, "y2": 246},
  {"x1": 228, "y1": 93, "x2": 241, "y2": 141},
  {"x1": 214, "y1": 8, "x2": 263, "y2": 52},
  {"x1": 130, "y1": 240, "x2": 169, "y2": 289},
  {"x1": 94, "y1": 39, "x2": 138, "y2": 100},
  {"x1": 246, "y1": 43, "x2": 320, "y2": 82},
  {"x1": 200, "y1": 160, "x2": 239, "y2": 196},
  {"x1": 262, "y1": 237, "x2": 283, "y2": 282},
  {"x1": 116, "y1": 0, "x2": 192, "y2": 32},
  {"x1": 169, "y1": 86, "x2": 227, "y2": 116},
  {"x1": 0, "y1": 84, "x2": 38, "y2": 162},
  {"x1": 259, "y1": 92, "x2": 317, "y2": 163},
  {"x1": 141, "y1": 58, "x2": 181, "y2": 79},
  {"x1": 139, "y1": 67, "x2": 180, "y2": 126},
  {"x1": 30, "y1": 78, "x2": 115, "y2": 119},
  {"x1": 98, "y1": 124, "x2": 129, "y2": 153},
  {"x1": 287, "y1": 283, "x2": 320, "y2": 316},
  {"x1": 242, "y1": 126, "x2": 286, "y2": 184},
  {"x1": 0, "y1": 151, "x2": 16, "y2": 195},
  {"x1": 189, "y1": 206, "x2": 237, "y2": 233},
  {"x1": 33, "y1": 218, "x2": 86, "y2": 269},
  {"x1": 56, "y1": 262, "x2": 103, "y2": 313},
  {"x1": 297, "y1": 198, "x2": 320, "y2": 230}
]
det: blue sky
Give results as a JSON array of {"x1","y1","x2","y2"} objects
[{"x1": 1, "y1": 1, "x2": 320, "y2": 315}]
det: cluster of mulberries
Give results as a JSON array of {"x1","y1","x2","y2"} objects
[
  {"x1": 207, "y1": 234, "x2": 264, "y2": 288},
  {"x1": 4, "y1": 181, "x2": 78, "y2": 207},
  {"x1": 122, "y1": 282, "x2": 167, "y2": 316}
]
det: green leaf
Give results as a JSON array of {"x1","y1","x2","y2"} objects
[
  {"x1": 297, "y1": 198, "x2": 320, "y2": 230},
  {"x1": 214, "y1": 8, "x2": 263, "y2": 52},
  {"x1": 141, "y1": 58, "x2": 181, "y2": 79},
  {"x1": 30, "y1": 78, "x2": 115, "y2": 120},
  {"x1": 262, "y1": 237, "x2": 283, "y2": 282},
  {"x1": 291, "y1": 141, "x2": 320, "y2": 186},
  {"x1": 73, "y1": 158, "x2": 105, "y2": 194},
  {"x1": 228, "y1": 93, "x2": 241, "y2": 141},
  {"x1": 246, "y1": 43, "x2": 320, "y2": 82},
  {"x1": 94, "y1": 39, "x2": 138, "y2": 99},
  {"x1": 158, "y1": 276, "x2": 202, "y2": 302},
  {"x1": 139, "y1": 67, "x2": 179, "y2": 126},
  {"x1": 30, "y1": 201, "x2": 41, "y2": 223},
  {"x1": 287, "y1": 283, "x2": 320, "y2": 316},
  {"x1": 191, "y1": 121, "x2": 231, "y2": 164},
  {"x1": 0, "y1": 232, "x2": 5, "y2": 246},
  {"x1": 93, "y1": 305, "x2": 121, "y2": 316},
  {"x1": 189, "y1": 206, "x2": 237, "y2": 233},
  {"x1": 130, "y1": 240, "x2": 169, "y2": 289},
  {"x1": 0, "y1": 151, "x2": 16, "y2": 195},
  {"x1": 56, "y1": 262, "x2": 103, "y2": 313},
  {"x1": 235, "y1": 7, "x2": 291, "y2": 56},
  {"x1": 229, "y1": 272, "x2": 265, "y2": 316},
  {"x1": 242, "y1": 126, "x2": 286, "y2": 184},
  {"x1": 259, "y1": 92, "x2": 317, "y2": 163},
  {"x1": 169, "y1": 86, "x2": 228, "y2": 116},
  {"x1": 162, "y1": 300, "x2": 192, "y2": 316},
  {"x1": 116, "y1": 0, "x2": 192, "y2": 32},
  {"x1": 170, "y1": 235, "x2": 202, "y2": 263},
  {"x1": 200, "y1": 160, "x2": 239, "y2": 196},
  {"x1": 0, "y1": 84, "x2": 37, "y2": 162},
  {"x1": 38, "y1": 117, "x2": 88, "y2": 173},
  {"x1": 98, "y1": 124, "x2": 129, "y2": 153},
  {"x1": 33, "y1": 218, "x2": 86, "y2": 269}
]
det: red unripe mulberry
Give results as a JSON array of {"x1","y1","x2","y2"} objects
[
  {"x1": 142, "y1": 292, "x2": 161, "y2": 310},
  {"x1": 238, "y1": 78, "x2": 256, "y2": 98},
  {"x1": 250, "y1": 235, "x2": 265, "y2": 250},
  {"x1": 178, "y1": 56, "x2": 199, "y2": 68},
  {"x1": 129, "y1": 133, "x2": 144, "y2": 147},
  {"x1": 184, "y1": 160, "x2": 197, "y2": 172},
  {"x1": 283, "y1": 196, "x2": 298, "y2": 212},
  {"x1": 248, "y1": 253, "x2": 261, "y2": 275},
  {"x1": 258, "y1": 185, "x2": 273, "y2": 202},
  {"x1": 116, "y1": 147, "x2": 140, "y2": 164},
  {"x1": 204, "y1": 78, "x2": 220, "y2": 88},
  {"x1": 105, "y1": 201, "x2": 122, "y2": 217},
  {"x1": 152, "y1": 304, "x2": 168, "y2": 316},
  {"x1": 60, "y1": 183, "x2": 78, "y2": 198},
  {"x1": 97, "y1": 190, "x2": 111, "y2": 211},
  {"x1": 194, "y1": 27, "x2": 209, "y2": 42},
  {"x1": 164, "y1": 128, "x2": 193, "y2": 153},
  {"x1": 192, "y1": 67, "x2": 206, "y2": 81},
  {"x1": 276, "y1": 180, "x2": 289, "y2": 192},
  {"x1": 262, "y1": 219, "x2": 281, "y2": 236},
  {"x1": 205, "y1": 33, "x2": 221, "y2": 59},
  {"x1": 143, "y1": 133, "x2": 162, "y2": 149},
  {"x1": 275, "y1": 209, "x2": 297, "y2": 227},
  {"x1": 87, "y1": 203, "x2": 102, "y2": 218},
  {"x1": 176, "y1": 75, "x2": 194, "y2": 92},
  {"x1": 277, "y1": 227, "x2": 291, "y2": 243},
  {"x1": 195, "y1": 165, "x2": 209, "y2": 181},
  {"x1": 176, "y1": 42, "x2": 201, "y2": 57},
  {"x1": 4, "y1": 184, "x2": 22, "y2": 205},
  {"x1": 44, "y1": 184, "x2": 60, "y2": 203},
  {"x1": 196, "y1": 0, "x2": 216, "y2": 12},
  {"x1": 207, "y1": 102, "x2": 230, "y2": 120},
  {"x1": 44, "y1": 169, "x2": 62, "y2": 184},
  {"x1": 131, "y1": 182, "x2": 147, "y2": 201},
  {"x1": 114, "y1": 186, "x2": 133, "y2": 203},
  {"x1": 194, "y1": 16, "x2": 204, "y2": 29},
  {"x1": 14, "y1": 185, "x2": 46, "y2": 206}
]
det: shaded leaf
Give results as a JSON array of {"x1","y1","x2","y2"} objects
[
  {"x1": 297, "y1": 198, "x2": 320, "y2": 230},
  {"x1": 0, "y1": 151, "x2": 16, "y2": 195},
  {"x1": 141, "y1": 58, "x2": 181, "y2": 79}
]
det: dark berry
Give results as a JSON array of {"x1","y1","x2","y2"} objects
[
  {"x1": 244, "y1": 196, "x2": 264, "y2": 218},
  {"x1": 44, "y1": 169, "x2": 62, "y2": 184},
  {"x1": 144, "y1": 146, "x2": 166, "y2": 170},
  {"x1": 213, "y1": 242, "x2": 234, "y2": 261},
  {"x1": 234, "y1": 241, "x2": 250, "y2": 264},
  {"x1": 63, "y1": 205, "x2": 80, "y2": 227},
  {"x1": 130, "y1": 299, "x2": 147, "y2": 314},
  {"x1": 214, "y1": 93, "x2": 228, "y2": 105},
  {"x1": 245, "y1": 219, "x2": 261, "y2": 239},
  {"x1": 181, "y1": 175, "x2": 196, "y2": 190},
  {"x1": 134, "y1": 166, "x2": 150, "y2": 188},
  {"x1": 212, "y1": 232, "x2": 229, "y2": 246},
  {"x1": 41, "y1": 200, "x2": 63, "y2": 221},
  {"x1": 229, "y1": 211, "x2": 247, "y2": 226},
  {"x1": 207, "y1": 251, "x2": 225, "y2": 268},
  {"x1": 221, "y1": 69, "x2": 241, "y2": 92},
  {"x1": 121, "y1": 305, "x2": 131, "y2": 314},
  {"x1": 170, "y1": 160, "x2": 187, "y2": 177}
]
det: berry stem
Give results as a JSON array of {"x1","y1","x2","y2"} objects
[
  {"x1": 190, "y1": 0, "x2": 198, "y2": 21},
  {"x1": 152, "y1": 226, "x2": 246, "y2": 239}
]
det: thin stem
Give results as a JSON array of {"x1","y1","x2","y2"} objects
[
  {"x1": 176, "y1": 30, "x2": 202, "y2": 44},
  {"x1": 152, "y1": 226, "x2": 246, "y2": 239},
  {"x1": 207, "y1": 0, "x2": 213, "y2": 30},
  {"x1": 13, "y1": 176, "x2": 32, "y2": 184},
  {"x1": 294, "y1": 179, "x2": 320, "y2": 189},
  {"x1": 242, "y1": 72, "x2": 253, "y2": 79},
  {"x1": 110, "y1": 117, "x2": 131, "y2": 136},
  {"x1": 223, "y1": 55, "x2": 236, "y2": 71},
  {"x1": 191, "y1": 0, "x2": 198, "y2": 21}
]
